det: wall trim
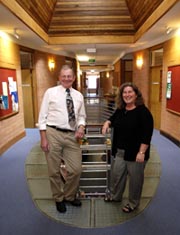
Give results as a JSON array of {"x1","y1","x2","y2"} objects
[
  {"x1": 160, "y1": 130, "x2": 180, "y2": 147},
  {"x1": 0, "y1": 131, "x2": 26, "y2": 156}
]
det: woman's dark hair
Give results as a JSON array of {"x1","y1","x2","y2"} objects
[{"x1": 116, "y1": 82, "x2": 144, "y2": 109}]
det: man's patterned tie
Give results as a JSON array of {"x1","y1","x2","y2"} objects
[{"x1": 66, "y1": 88, "x2": 76, "y2": 127}]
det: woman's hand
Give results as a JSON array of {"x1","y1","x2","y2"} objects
[
  {"x1": 136, "y1": 144, "x2": 148, "y2": 162},
  {"x1": 102, "y1": 121, "x2": 111, "y2": 135},
  {"x1": 136, "y1": 152, "x2": 145, "y2": 162}
]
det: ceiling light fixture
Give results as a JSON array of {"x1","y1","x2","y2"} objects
[
  {"x1": 166, "y1": 27, "x2": 173, "y2": 34},
  {"x1": 77, "y1": 55, "x2": 89, "y2": 62},
  {"x1": 175, "y1": 28, "x2": 180, "y2": 36},
  {"x1": 0, "y1": 30, "x2": 8, "y2": 38},
  {"x1": 86, "y1": 48, "x2": 96, "y2": 53},
  {"x1": 14, "y1": 28, "x2": 20, "y2": 39}
]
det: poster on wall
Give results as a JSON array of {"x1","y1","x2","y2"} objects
[
  {"x1": 0, "y1": 68, "x2": 18, "y2": 120},
  {"x1": 166, "y1": 71, "x2": 172, "y2": 99},
  {"x1": 166, "y1": 65, "x2": 180, "y2": 114}
]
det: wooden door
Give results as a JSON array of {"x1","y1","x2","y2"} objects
[
  {"x1": 150, "y1": 66, "x2": 162, "y2": 129},
  {"x1": 21, "y1": 69, "x2": 35, "y2": 128}
]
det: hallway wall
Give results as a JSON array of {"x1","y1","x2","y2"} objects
[
  {"x1": 34, "y1": 51, "x2": 77, "y2": 115},
  {"x1": 161, "y1": 36, "x2": 180, "y2": 143},
  {"x1": 132, "y1": 36, "x2": 180, "y2": 145},
  {"x1": 0, "y1": 39, "x2": 75, "y2": 154},
  {"x1": 34, "y1": 51, "x2": 66, "y2": 113},
  {"x1": 133, "y1": 49, "x2": 150, "y2": 107},
  {"x1": 0, "y1": 37, "x2": 25, "y2": 155}
]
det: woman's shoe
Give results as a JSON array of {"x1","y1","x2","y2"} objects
[
  {"x1": 122, "y1": 203, "x2": 135, "y2": 213},
  {"x1": 104, "y1": 196, "x2": 113, "y2": 202}
]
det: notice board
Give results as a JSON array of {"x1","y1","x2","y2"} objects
[
  {"x1": 166, "y1": 65, "x2": 180, "y2": 114},
  {"x1": 0, "y1": 68, "x2": 18, "y2": 120}
]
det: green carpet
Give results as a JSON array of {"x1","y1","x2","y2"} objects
[{"x1": 25, "y1": 143, "x2": 161, "y2": 228}]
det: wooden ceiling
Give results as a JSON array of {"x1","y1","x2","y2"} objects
[{"x1": 14, "y1": 0, "x2": 164, "y2": 37}]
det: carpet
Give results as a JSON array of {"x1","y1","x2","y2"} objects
[{"x1": 25, "y1": 143, "x2": 161, "y2": 228}]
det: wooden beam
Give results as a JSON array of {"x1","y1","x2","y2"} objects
[
  {"x1": 54, "y1": 7, "x2": 127, "y2": 12},
  {"x1": 48, "y1": 24, "x2": 135, "y2": 31},
  {"x1": 56, "y1": 0, "x2": 127, "y2": 7},
  {"x1": 80, "y1": 65, "x2": 109, "y2": 72},
  {"x1": 49, "y1": 35, "x2": 134, "y2": 44}
]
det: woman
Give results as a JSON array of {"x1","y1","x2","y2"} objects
[{"x1": 102, "y1": 82, "x2": 153, "y2": 213}]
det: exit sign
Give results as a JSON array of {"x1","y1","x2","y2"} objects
[{"x1": 89, "y1": 59, "x2": 95, "y2": 63}]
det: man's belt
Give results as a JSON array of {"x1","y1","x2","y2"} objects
[{"x1": 47, "y1": 125, "x2": 74, "y2": 132}]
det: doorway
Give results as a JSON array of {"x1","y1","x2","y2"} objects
[
  {"x1": 20, "y1": 51, "x2": 36, "y2": 128},
  {"x1": 149, "y1": 48, "x2": 163, "y2": 129}
]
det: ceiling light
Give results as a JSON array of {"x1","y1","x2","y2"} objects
[
  {"x1": 77, "y1": 55, "x2": 89, "y2": 62},
  {"x1": 86, "y1": 48, "x2": 96, "y2": 53},
  {"x1": 0, "y1": 30, "x2": 8, "y2": 39},
  {"x1": 14, "y1": 28, "x2": 20, "y2": 39},
  {"x1": 175, "y1": 28, "x2": 180, "y2": 36},
  {"x1": 166, "y1": 27, "x2": 172, "y2": 34}
]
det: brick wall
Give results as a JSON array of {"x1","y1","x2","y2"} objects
[
  {"x1": 133, "y1": 49, "x2": 150, "y2": 106},
  {"x1": 34, "y1": 51, "x2": 66, "y2": 112}
]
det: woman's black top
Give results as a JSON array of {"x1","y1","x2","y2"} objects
[{"x1": 109, "y1": 104, "x2": 154, "y2": 161}]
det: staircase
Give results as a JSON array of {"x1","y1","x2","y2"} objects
[{"x1": 79, "y1": 89, "x2": 115, "y2": 197}]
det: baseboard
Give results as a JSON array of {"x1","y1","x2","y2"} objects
[
  {"x1": 0, "y1": 131, "x2": 26, "y2": 156},
  {"x1": 160, "y1": 130, "x2": 180, "y2": 147}
]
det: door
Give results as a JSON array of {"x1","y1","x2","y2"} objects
[
  {"x1": 150, "y1": 66, "x2": 162, "y2": 129},
  {"x1": 21, "y1": 69, "x2": 35, "y2": 128}
]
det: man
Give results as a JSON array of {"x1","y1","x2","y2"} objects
[{"x1": 38, "y1": 64, "x2": 86, "y2": 213}]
